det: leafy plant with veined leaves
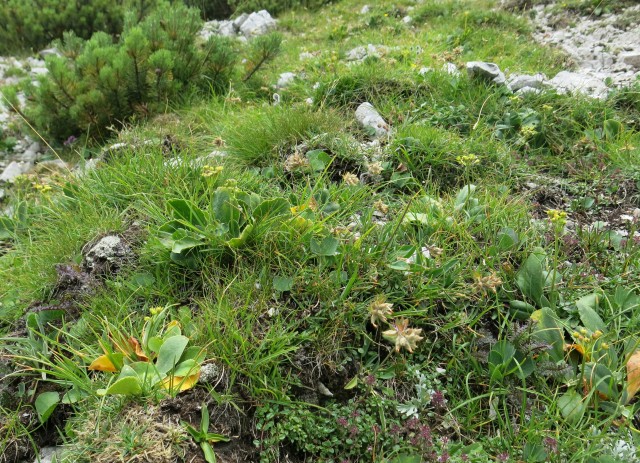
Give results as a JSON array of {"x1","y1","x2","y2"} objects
[
  {"x1": 158, "y1": 181, "x2": 292, "y2": 265},
  {"x1": 89, "y1": 306, "x2": 205, "y2": 397}
]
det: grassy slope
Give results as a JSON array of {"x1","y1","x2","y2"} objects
[{"x1": 1, "y1": 0, "x2": 640, "y2": 462}]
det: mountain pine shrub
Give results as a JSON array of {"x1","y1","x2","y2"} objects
[
  {"x1": 25, "y1": 3, "x2": 238, "y2": 142},
  {"x1": 0, "y1": 0, "x2": 158, "y2": 55}
]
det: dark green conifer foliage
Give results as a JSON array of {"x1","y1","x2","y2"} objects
[
  {"x1": 0, "y1": 0, "x2": 158, "y2": 54},
  {"x1": 27, "y1": 3, "x2": 238, "y2": 142}
]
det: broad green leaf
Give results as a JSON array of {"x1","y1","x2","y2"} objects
[
  {"x1": 171, "y1": 229, "x2": 205, "y2": 254},
  {"x1": 496, "y1": 227, "x2": 519, "y2": 251},
  {"x1": 168, "y1": 199, "x2": 206, "y2": 227},
  {"x1": 454, "y1": 184, "x2": 476, "y2": 210},
  {"x1": 156, "y1": 335, "x2": 189, "y2": 376},
  {"x1": 523, "y1": 442, "x2": 548, "y2": 463},
  {"x1": 148, "y1": 336, "x2": 164, "y2": 353},
  {"x1": 310, "y1": 235, "x2": 339, "y2": 256},
  {"x1": 227, "y1": 223, "x2": 254, "y2": 248},
  {"x1": 306, "y1": 149, "x2": 331, "y2": 172},
  {"x1": 585, "y1": 363, "x2": 617, "y2": 400},
  {"x1": 273, "y1": 276, "x2": 294, "y2": 292},
  {"x1": 516, "y1": 249, "x2": 546, "y2": 307},
  {"x1": 344, "y1": 376, "x2": 358, "y2": 390},
  {"x1": 531, "y1": 308, "x2": 565, "y2": 362},
  {"x1": 35, "y1": 392, "x2": 60, "y2": 423},
  {"x1": 212, "y1": 188, "x2": 238, "y2": 228},
  {"x1": 252, "y1": 198, "x2": 290, "y2": 222},
  {"x1": 181, "y1": 346, "x2": 206, "y2": 364},
  {"x1": 558, "y1": 389, "x2": 586, "y2": 424},
  {"x1": 201, "y1": 403, "x2": 210, "y2": 433},
  {"x1": 61, "y1": 388, "x2": 85, "y2": 405},
  {"x1": 173, "y1": 359, "x2": 198, "y2": 377},
  {"x1": 99, "y1": 376, "x2": 142, "y2": 396},
  {"x1": 603, "y1": 119, "x2": 622, "y2": 140},
  {"x1": 576, "y1": 293, "x2": 605, "y2": 332}
]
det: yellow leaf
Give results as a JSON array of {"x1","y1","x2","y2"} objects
[
  {"x1": 626, "y1": 350, "x2": 640, "y2": 403},
  {"x1": 88, "y1": 355, "x2": 117, "y2": 372},
  {"x1": 160, "y1": 372, "x2": 200, "y2": 393}
]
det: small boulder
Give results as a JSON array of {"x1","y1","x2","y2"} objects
[
  {"x1": 620, "y1": 52, "x2": 640, "y2": 70},
  {"x1": 548, "y1": 71, "x2": 608, "y2": 99},
  {"x1": 0, "y1": 161, "x2": 31, "y2": 183},
  {"x1": 355, "y1": 102, "x2": 390, "y2": 139},
  {"x1": 83, "y1": 235, "x2": 132, "y2": 275},
  {"x1": 466, "y1": 61, "x2": 506, "y2": 85},
  {"x1": 239, "y1": 10, "x2": 276, "y2": 38},
  {"x1": 507, "y1": 73, "x2": 547, "y2": 92}
]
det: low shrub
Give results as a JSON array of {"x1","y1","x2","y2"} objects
[
  {"x1": 24, "y1": 3, "x2": 239, "y2": 142},
  {"x1": 0, "y1": 0, "x2": 158, "y2": 55}
]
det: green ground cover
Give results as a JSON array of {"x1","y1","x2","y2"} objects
[{"x1": 1, "y1": 0, "x2": 639, "y2": 462}]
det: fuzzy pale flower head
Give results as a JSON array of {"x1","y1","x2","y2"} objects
[
  {"x1": 382, "y1": 318, "x2": 424, "y2": 353},
  {"x1": 284, "y1": 152, "x2": 310, "y2": 171},
  {"x1": 369, "y1": 296, "x2": 394, "y2": 328},
  {"x1": 374, "y1": 199, "x2": 389, "y2": 214},
  {"x1": 472, "y1": 272, "x2": 502, "y2": 294},
  {"x1": 342, "y1": 172, "x2": 359, "y2": 186},
  {"x1": 367, "y1": 162, "x2": 383, "y2": 176}
]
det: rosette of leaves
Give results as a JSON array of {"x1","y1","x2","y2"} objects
[
  {"x1": 89, "y1": 310, "x2": 204, "y2": 397},
  {"x1": 158, "y1": 184, "x2": 291, "y2": 265}
]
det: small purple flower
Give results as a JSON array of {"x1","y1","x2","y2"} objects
[
  {"x1": 431, "y1": 390, "x2": 447, "y2": 408},
  {"x1": 64, "y1": 135, "x2": 78, "y2": 146},
  {"x1": 337, "y1": 417, "x2": 348, "y2": 427},
  {"x1": 372, "y1": 424, "x2": 381, "y2": 434},
  {"x1": 405, "y1": 417, "x2": 420, "y2": 430},
  {"x1": 365, "y1": 374, "x2": 376, "y2": 386},
  {"x1": 419, "y1": 425, "x2": 432, "y2": 444},
  {"x1": 461, "y1": 454, "x2": 469, "y2": 462},
  {"x1": 437, "y1": 452, "x2": 450, "y2": 463},
  {"x1": 497, "y1": 452, "x2": 510, "y2": 462},
  {"x1": 544, "y1": 437, "x2": 558, "y2": 453},
  {"x1": 351, "y1": 409, "x2": 360, "y2": 418},
  {"x1": 390, "y1": 423, "x2": 402, "y2": 435},
  {"x1": 349, "y1": 425, "x2": 359, "y2": 437}
]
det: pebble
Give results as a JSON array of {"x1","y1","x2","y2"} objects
[{"x1": 355, "y1": 102, "x2": 390, "y2": 139}]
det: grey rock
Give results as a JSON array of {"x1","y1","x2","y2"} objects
[
  {"x1": 345, "y1": 44, "x2": 387, "y2": 62},
  {"x1": 199, "y1": 363, "x2": 224, "y2": 385},
  {"x1": 0, "y1": 161, "x2": 31, "y2": 183},
  {"x1": 466, "y1": 61, "x2": 506, "y2": 85},
  {"x1": 621, "y1": 52, "x2": 640, "y2": 69},
  {"x1": 233, "y1": 13, "x2": 249, "y2": 30},
  {"x1": 548, "y1": 71, "x2": 609, "y2": 99},
  {"x1": 360, "y1": 5, "x2": 370, "y2": 14},
  {"x1": 402, "y1": 16, "x2": 412, "y2": 24},
  {"x1": 218, "y1": 20, "x2": 236, "y2": 37},
  {"x1": 507, "y1": 73, "x2": 547, "y2": 92},
  {"x1": 355, "y1": 102, "x2": 390, "y2": 139},
  {"x1": 276, "y1": 72, "x2": 296, "y2": 88},
  {"x1": 239, "y1": 10, "x2": 276, "y2": 38},
  {"x1": 83, "y1": 235, "x2": 132, "y2": 274},
  {"x1": 32, "y1": 446, "x2": 62, "y2": 463}
]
